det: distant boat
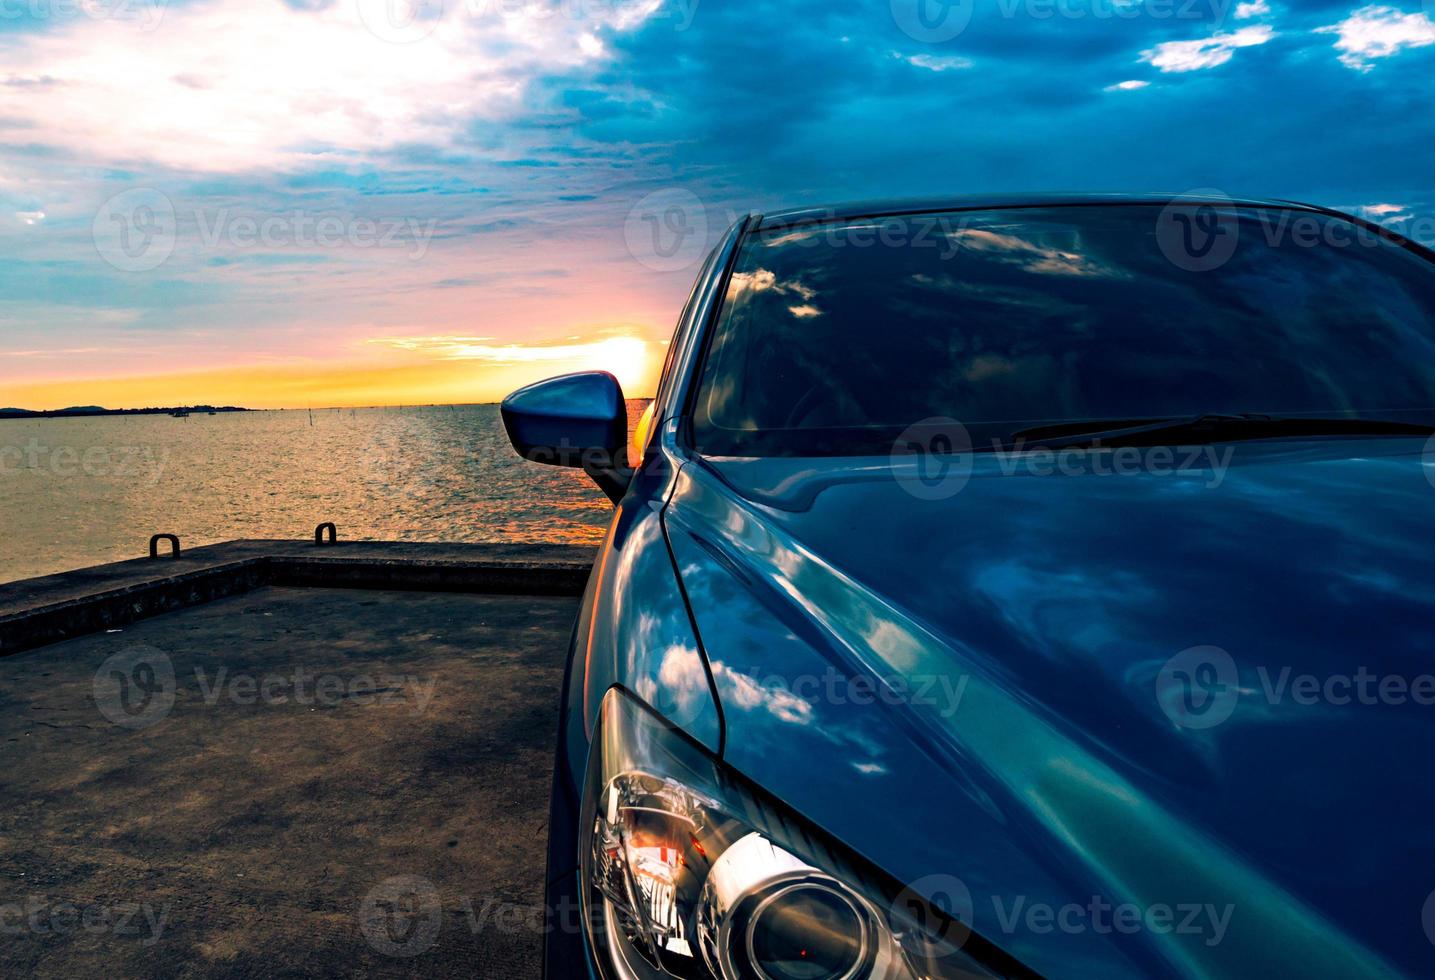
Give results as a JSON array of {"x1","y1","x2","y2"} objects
[
  {"x1": 207, "y1": 411, "x2": 217, "y2": 416},
  {"x1": 170, "y1": 409, "x2": 190, "y2": 418}
]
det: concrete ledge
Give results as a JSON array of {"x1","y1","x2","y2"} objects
[{"x1": 0, "y1": 540, "x2": 597, "y2": 658}]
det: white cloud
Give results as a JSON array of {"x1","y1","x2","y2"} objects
[
  {"x1": 577, "y1": 31, "x2": 606, "y2": 58},
  {"x1": 1104, "y1": 79, "x2": 1150, "y2": 91},
  {"x1": 1317, "y1": 5, "x2": 1435, "y2": 71},
  {"x1": 897, "y1": 52, "x2": 974, "y2": 72},
  {"x1": 1361, "y1": 203, "x2": 1407, "y2": 216},
  {"x1": 1234, "y1": 0, "x2": 1270, "y2": 19},
  {"x1": 15, "y1": 210, "x2": 45, "y2": 225},
  {"x1": 910, "y1": 53, "x2": 972, "y2": 71},
  {"x1": 0, "y1": 0, "x2": 655, "y2": 173},
  {"x1": 374, "y1": 334, "x2": 650, "y2": 364},
  {"x1": 1140, "y1": 25, "x2": 1276, "y2": 72},
  {"x1": 944, "y1": 229, "x2": 1124, "y2": 278}
]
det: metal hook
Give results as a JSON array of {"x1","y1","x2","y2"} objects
[{"x1": 149, "y1": 534, "x2": 181, "y2": 559}]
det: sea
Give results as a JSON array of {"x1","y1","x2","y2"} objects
[{"x1": 0, "y1": 402, "x2": 651, "y2": 585}]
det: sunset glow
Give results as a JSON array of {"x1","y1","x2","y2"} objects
[
  {"x1": 5, "y1": 335, "x2": 663, "y2": 411},
  {"x1": 1, "y1": 0, "x2": 1431, "y2": 410}
]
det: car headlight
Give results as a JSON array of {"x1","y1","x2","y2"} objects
[{"x1": 580, "y1": 688, "x2": 1022, "y2": 980}]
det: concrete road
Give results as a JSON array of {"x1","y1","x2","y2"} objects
[{"x1": 0, "y1": 586, "x2": 577, "y2": 978}]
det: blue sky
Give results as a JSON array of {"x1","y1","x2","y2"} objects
[{"x1": 2, "y1": 0, "x2": 1433, "y2": 406}]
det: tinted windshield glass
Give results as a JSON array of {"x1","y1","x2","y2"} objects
[{"x1": 689, "y1": 205, "x2": 1435, "y2": 456}]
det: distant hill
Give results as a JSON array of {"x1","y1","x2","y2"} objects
[{"x1": 0, "y1": 405, "x2": 252, "y2": 420}]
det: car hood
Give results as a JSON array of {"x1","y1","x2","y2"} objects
[{"x1": 663, "y1": 438, "x2": 1435, "y2": 978}]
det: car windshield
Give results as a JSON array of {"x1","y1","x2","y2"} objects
[{"x1": 688, "y1": 204, "x2": 1435, "y2": 456}]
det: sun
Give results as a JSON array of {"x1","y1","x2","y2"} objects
[{"x1": 580, "y1": 337, "x2": 654, "y2": 394}]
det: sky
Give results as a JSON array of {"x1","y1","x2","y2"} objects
[{"x1": 1, "y1": 0, "x2": 1433, "y2": 409}]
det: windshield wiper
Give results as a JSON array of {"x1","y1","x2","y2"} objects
[{"x1": 1003, "y1": 413, "x2": 1435, "y2": 450}]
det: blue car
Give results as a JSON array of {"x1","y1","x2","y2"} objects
[{"x1": 502, "y1": 195, "x2": 1435, "y2": 979}]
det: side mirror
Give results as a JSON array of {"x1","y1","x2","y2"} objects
[{"x1": 501, "y1": 371, "x2": 633, "y2": 504}]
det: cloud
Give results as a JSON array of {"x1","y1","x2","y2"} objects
[
  {"x1": 1234, "y1": 0, "x2": 1271, "y2": 19},
  {"x1": 0, "y1": 0, "x2": 659, "y2": 172},
  {"x1": 7, "y1": 0, "x2": 1435, "y2": 407},
  {"x1": 1140, "y1": 25, "x2": 1276, "y2": 72},
  {"x1": 372, "y1": 333, "x2": 648, "y2": 362},
  {"x1": 0, "y1": 347, "x2": 103, "y2": 357},
  {"x1": 900, "y1": 52, "x2": 974, "y2": 72},
  {"x1": 726, "y1": 268, "x2": 817, "y2": 301},
  {"x1": 1317, "y1": 5, "x2": 1435, "y2": 71},
  {"x1": 943, "y1": 229, "x2": 1124, "y2": 278},
  {"x1": 371, "y1": 334, "x2": 655, "y2": 391}
]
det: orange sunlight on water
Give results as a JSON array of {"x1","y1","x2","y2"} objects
[{"x1": 0, "y1": 401, "x2": 653, "y2": 584}]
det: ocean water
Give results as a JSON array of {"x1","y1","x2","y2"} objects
[{"x1": 0, "y1": 402, "x2": 650, "y2": 585}]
